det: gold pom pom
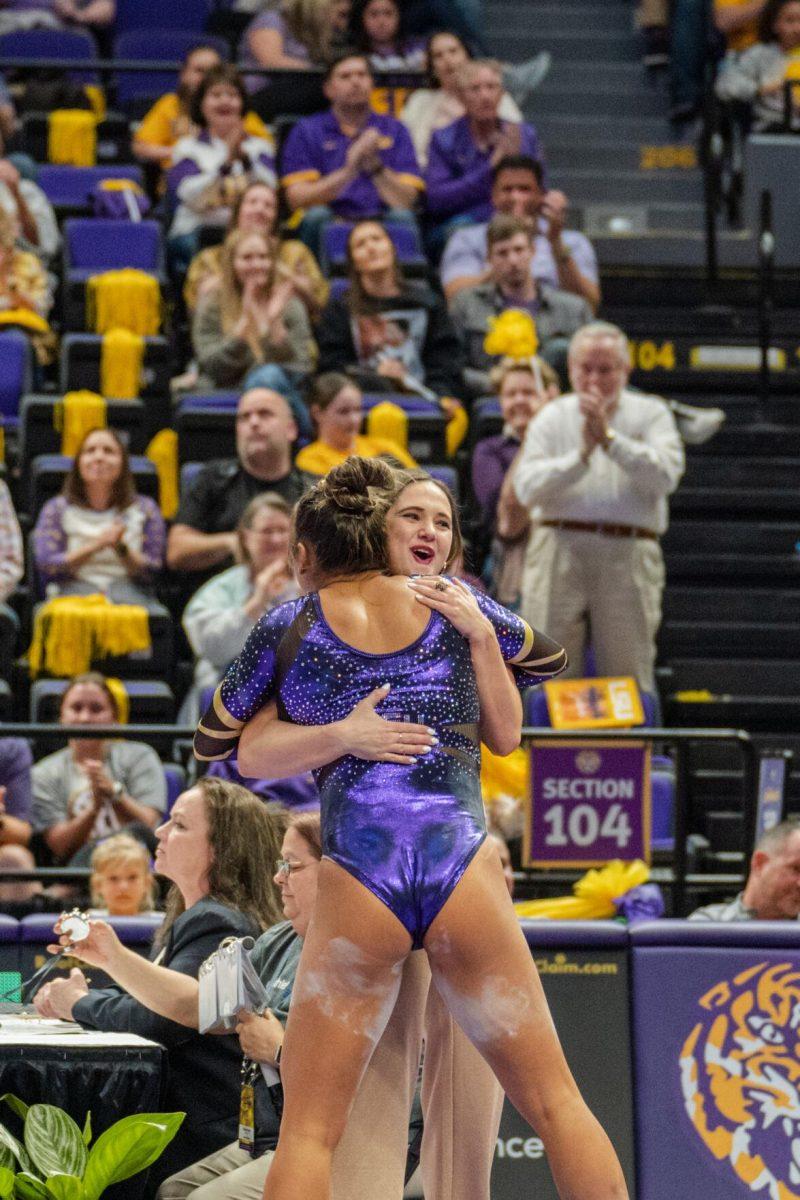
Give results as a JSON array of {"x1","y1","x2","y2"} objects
[{"x1": 483, "y1": 309, "x2": 539, "y2": 359}]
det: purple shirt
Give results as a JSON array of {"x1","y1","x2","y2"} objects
[
  {"x1": 33, "y1": 495, "x2": 166, "y2": 585},
  {"x1": 471, "y1": 431, "x2": 519, "y2": 532},
  {"x1": 441, "y1": 219, "x2": 599, "y2": 291},
  {"x1": 280, "y1": 108, "x2": 423, "y2": 218},
  {"x1": 425, "y1": 115, "x2": 546, "y2": 222},
  {"x1": 0, "y1": 738, "x2": 32, "y2": 822}
]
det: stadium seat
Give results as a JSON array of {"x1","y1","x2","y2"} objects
[
  {"x1": 114, "y1": 0, "x2": 214, "y2": 34},
  {"x1": 26, "y1": 454, "x2": 159, "y2": 521},
  {"x1": 0, "y1": 28, "x2": 98, "y2": 83},
  {"x1": 37, "y1": 166, "x2": 145, "y2": 218},
  {"x1": 19, "y1": 396, "x2": 146, "y2": 471},
  {"x1": 320, "y1": 220, "x2": 427, "y2": 275},
  {"x1": 18, "y1": 113, "x2": 132, "y2": 168},
  {"x1": 175, "y1": 391, "x2": 240, "y2": 410},
  {"x1": 59, "y1": 334, "x2": 172, "y2": 404},
  {"x1": 470, "y1": 397, "x2": 502, "y2": 447},
  {"x1": 163, "y1": 763, "x2": 186, "y2": 813},
  {"x1": 179, "y1": 461, "x2": 204, "y2": 499},
  {"x1": 0, "y1": 607, "x2": 19, "y2": 683},
  {"x1": 62, "y1": 218, "x2": 165, "y2": 330},
  {"x1": 30, "y1": 679, "x2": 175, "y2": 724},
  {"x1": 175, "y1": 406, "x2": 236, "y2": 464},
  {"x1": 0, "y1": 682, "x2": 11, "y2": 721},
  {"x1": 361, "y1": 394, "x2": 447, "y2": 463},
  {"x1": 114, "y1": 31, "x2": 229, "y2": 115},
  {"x1": 426, "y1": 465, "x2": 459, "y2": 502},
  {"x1": 0, "y1": 332, "x2": 33, "y2": 426}
]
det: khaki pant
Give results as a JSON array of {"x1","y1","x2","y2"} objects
[
  {"x1": 520, "y1": 526, "x2": 665, "y2": 694},
  {"x1": 158, "y1": 953, "x2": 504, "y2": 1200}
]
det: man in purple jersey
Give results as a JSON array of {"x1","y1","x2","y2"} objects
[{"x1": 280, "y1": 52, "x2": 423, "y2": 257}]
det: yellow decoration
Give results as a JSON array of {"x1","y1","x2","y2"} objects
[
  {"x1": 481, "y1": 744, "x2": 528, "y2": 806},
  {"x1": 28, "y1": 594, "x2": 150, "y2": 678},
  {"x1": 484, "y1": 309, "x2": 539, "y2": 360},
  {"x1": 366, "y1": 400, "x2": 409, "y2": 451},
  {"x1": 674, "y1": 690, "x2": 715, "y2": 702},
  {"x1": 146, "y1": 428, "x2": 178, "y2": 520},
  {"x1": 84, "y1": 85, "x2": 107, "y2": 121},
  {"x1": 514, "y1": 859, "x2": 650, "y2": 920},
  {"x1": 54, "y1": 391, "x2": 106, "y2": 456},
  {"x1": 48, "y1": 109, "x2": 97, "y2": 166},
  {"x1": 0, "y1": 309, "x2": 50, "y2": 335},
  {"x1": 104, "y1": 677, "x2": 130, "y2": 725},
  {"x1": 100, "y1": 327, "x2": 145, "y2": 399},
  {"x1": 87, "y1": 270, "x2": 161, "y2": 336},
  {"x1": 444, "y1": 401, "x2": 468, "y2": 457}
]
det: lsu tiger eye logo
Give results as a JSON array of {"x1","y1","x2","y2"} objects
[{"x1": 680, "y1": 962, "x2": 800, "y2": 1197}]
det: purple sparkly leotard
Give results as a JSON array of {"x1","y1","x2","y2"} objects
[{"x1": 195, "y1": 583, "x2": 566, "y2": 947}]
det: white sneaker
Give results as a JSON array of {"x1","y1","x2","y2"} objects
[
  {"x1": 503, "y1": 52, "x2": 552, "y2": 107},
  {"x1": 670, "y1": 401, "x2": 726, "y2": 444}
]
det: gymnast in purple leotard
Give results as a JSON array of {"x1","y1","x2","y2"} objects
[
  {"x1": 197, "y1": 565, "x2": 559, "y2": 947},
  {"x1": 195, "y1": 458, "x2": 629, "y2": 1200}
]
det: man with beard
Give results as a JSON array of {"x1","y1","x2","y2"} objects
[{"x1": 167, "y1": 387, "x2": 311, "y2": 582}]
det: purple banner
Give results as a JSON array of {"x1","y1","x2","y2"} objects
[{"x1": 527, "y1": 740, "x2": 651, "y2": 867}]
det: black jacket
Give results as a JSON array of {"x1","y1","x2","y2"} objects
[
  {"x1": 315, "y1": 282, "x2": 465, "y2": 400},
  {"x1": 73, "y1": 897, "x2": 259, "y2": 1190}
]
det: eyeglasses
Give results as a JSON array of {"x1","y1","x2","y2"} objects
[{"x1": 275, "y1": 859, "x2": 311, "y2": 879}]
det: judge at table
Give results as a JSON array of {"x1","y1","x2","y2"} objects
[{"x1": 33, "y1": 779, "x2": 283, "y2": 1190}]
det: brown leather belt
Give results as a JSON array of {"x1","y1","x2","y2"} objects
[{"x1": 541, "y1": 519, "x2": 658, "y2": 541}]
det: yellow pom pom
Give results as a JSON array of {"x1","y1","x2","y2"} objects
[{"x1": 483, "y1": 309, "x2": 539, "y2": 359}]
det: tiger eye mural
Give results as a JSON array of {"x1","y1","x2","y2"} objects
[{"x1": 680, "y1": 961, "x2": 800, "y2": 1199}]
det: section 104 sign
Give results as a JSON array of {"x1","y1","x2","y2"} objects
[{"x1": 526, "y1": 740, "x2": 651, "y2": 868}]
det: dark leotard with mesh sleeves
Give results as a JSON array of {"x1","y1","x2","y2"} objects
[{"x1": 196, "y1": 582, "x2": 566, "y2": 948}]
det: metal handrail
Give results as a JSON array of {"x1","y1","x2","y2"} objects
[
  {"x1": 0, "y1": 57, "x2": 423, "y2": 83},
  {"x1": 520, "y1": 726, "x2": 758, "y2": 917}
]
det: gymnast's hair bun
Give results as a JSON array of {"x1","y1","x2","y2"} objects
[{"x1": 322, "y1": 457, "x2": 396, "y2": 514}]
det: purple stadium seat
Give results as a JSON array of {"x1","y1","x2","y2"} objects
[
  {"x1": 321, "y1": 220, "x2": 426, "y2": 273},
  {"x1": 176, "y1": 392, "x2": 240, "y2": 410},
  {"x1": 0, "y1": 28, "x2": 98, "y2": 83},
  {"x1": 64, "y1": 218, "x2": 163, "y2": 274},
  {"x1": 114, "y1": 0, "x2": 214, "y2": 34},
  {"x1": 0, "y1": 917, "x2": 19, "y2": 943},
  {"x1": 38, "y1": 166, "x2": 145, "y2": 213},
  {"x1": 114, "y1": 31, "x2": 229, "y2": 112},
  {"x1": 0, "y1": 331, "x2": 32, "y2": 424},
  {"x1": 30, "y1": 678, "x2": 175, "y2": 723},
  {"x1": 426, "y1": 464, "x2": 459, "y2": 500},
  {"x1": 163, "y1": 764, "x2": 186, "y2": 813}
]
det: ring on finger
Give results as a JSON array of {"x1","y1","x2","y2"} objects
[{"x1": 435, "y1": 579, "x2": 448, "y2": 592}]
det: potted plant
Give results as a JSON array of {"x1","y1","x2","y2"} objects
[{"x1": 0, "y1": 1094, "x2": 184, "y2": 1199}]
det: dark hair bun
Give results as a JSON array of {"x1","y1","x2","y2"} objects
[{"x1": 321, "y1": 456, "x2": 397, "y2": 514}]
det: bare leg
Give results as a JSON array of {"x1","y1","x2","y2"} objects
[
  {"x1": 263, "y1": 860, "x2": 412, "y2": 1200},
  {"x1": 421, "y1": 979, "x2": 505, "y2": 1200},
  {"x1": 331, "y1": 951, "x2": 429, "y2": 1200},
  {"x1": 425, "y1": 840, "x2": 629, "y2": 1200}
]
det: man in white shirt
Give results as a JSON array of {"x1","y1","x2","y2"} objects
[{"x1": 513, "y1": 322, "x2": 684, "y2": 694}]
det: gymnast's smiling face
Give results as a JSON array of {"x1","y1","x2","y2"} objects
[{"x1": 385, "y1": 480, "x2": 453, "y2": 577}]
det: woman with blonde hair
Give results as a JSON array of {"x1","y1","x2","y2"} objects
[
  {"x1": 184, "y1": 180, "x2": 327, "y2": 319},
  {"x1": 89, "y1": 832, "x2": 158, "y2": 915},
  {"x1": 191, "y1": 227, "x2": 315, "y2": 394}
]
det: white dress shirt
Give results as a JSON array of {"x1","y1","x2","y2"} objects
[{"x1": 513, "y1": 388, "x2": 684, "y2": 534}]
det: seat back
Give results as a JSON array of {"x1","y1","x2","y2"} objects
[
  {"x1": 0, "y1": 28, "x2": 98, "y2": 82},
  {"x1": 321, "y1": 220, "x2": 425, "y2": 273},
  {"x1": 59, "y1": 334, "x2": 172, "y2": 400},
  {"x1": 28, "y1": 453, "x2": 159, "y2": 520},
  {"x1": 64, "y1": 218, "x2": 162, "y2": 271},
  {"x1": 30, "y1": 679, "x2": 175, "y2": 723},
  {"x1": 114, "y1": 0, "x2": 213, "y2": 34},
  {"x1": 114, "y1": 31, "x2": 229, "y2": 111},
  {"x1": 37, "y1": 165, "x2": 144, "y2": 213},
  {"x1": 0, "y1": 332, "x2": 32, "y2": 420}
]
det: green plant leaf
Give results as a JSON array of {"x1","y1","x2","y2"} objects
[
  {"x1": 0, "y1": 1099, "x2": 27, "y2": 1124},
  {"x1": 23, "y1": 1109, "x2": 86, "y2": 1180},
  {"x1": 13, "y1": 1171, "x2": 49, "y2": 1200},
  {"x1": 43, "y1": 1176, "x2": 83, "y2": 1200},
  {"x1": 82, "y1": 1113, "x2": 184, "y2": 1200},
  {"x1": 0, "y1": 1165, "x2": 13, "y2": 1199},
  {"x1": 79, "y1": 1116, "x2": 90, "y2": 1151},
  {"x1": 0, "y1": 1124, "x2": 32, "y2": 1175},
  {"x1": 0, "y1": 1148, "x2": 14, "y2": 1174}
]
